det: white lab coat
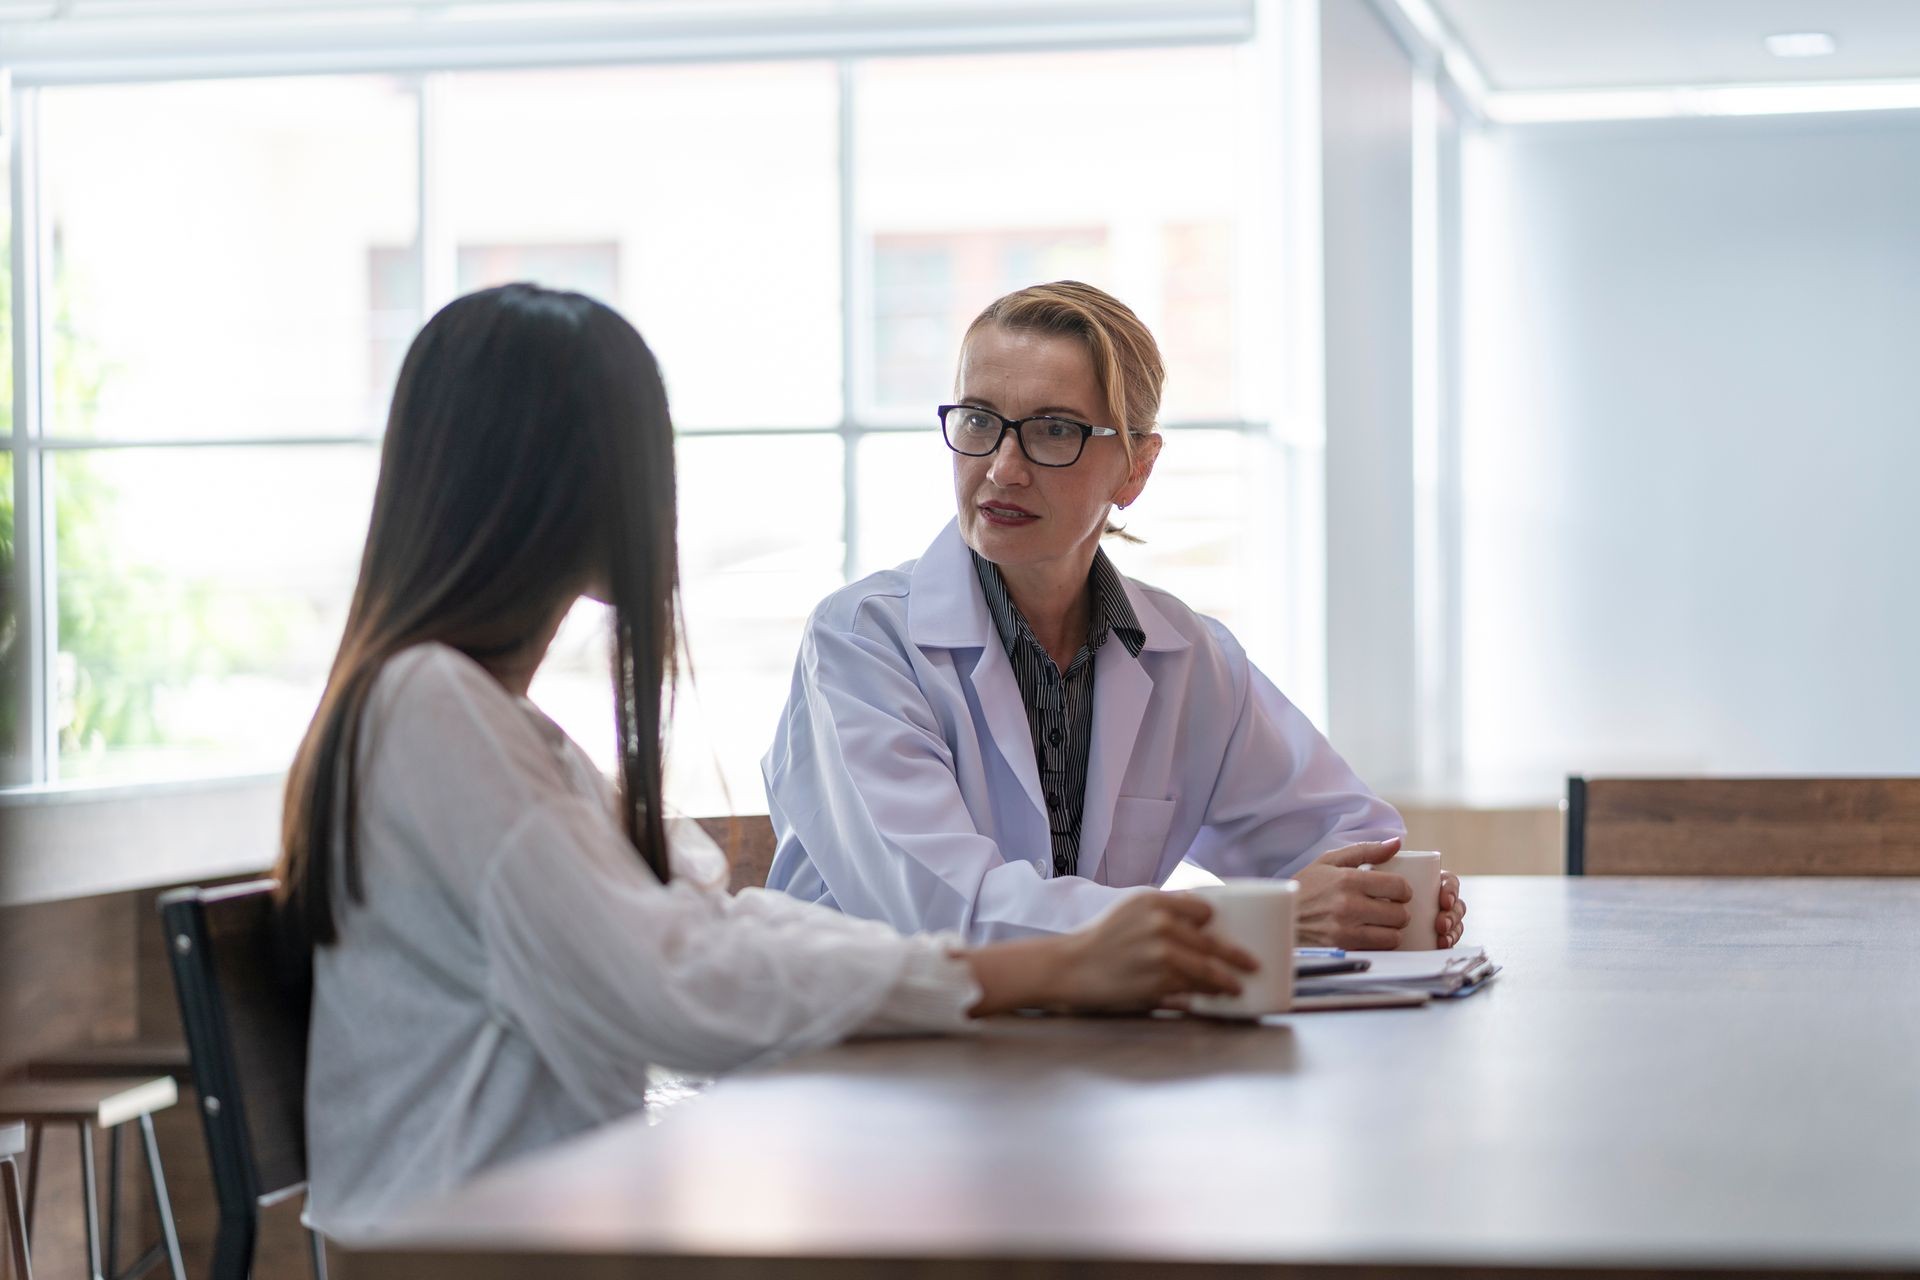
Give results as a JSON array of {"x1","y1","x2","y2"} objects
[{"x1": 763, "y1": 521, "x2": 1404, "y2": 943}]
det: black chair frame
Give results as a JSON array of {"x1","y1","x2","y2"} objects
[
  {"x1": 1565, "y1": 775, "x2": 1588, "y2": 875},
  {"x1": 160, "y1": 880, "x2": 326, "y2": 1280}
]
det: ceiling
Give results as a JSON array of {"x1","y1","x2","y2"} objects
[{"x1": 1431, "y1": 0, "x2": 1920, "y2": 91}]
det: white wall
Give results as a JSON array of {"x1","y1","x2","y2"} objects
[
  {"x1": 1321, "y1": 0, "x2": 1417, "y2": 789},
  {"x1": 1461, "y1": 110, "x2": 1920, "y2": 798}
]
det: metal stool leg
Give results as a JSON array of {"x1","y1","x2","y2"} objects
[
  {"x1": 306, "y1": 1225, "x2": 328, "y2": 1280},
  {"x1": 2, "y1": 1155, "x2": 31, "y2": 1280},
  {"x1": 105, "y1": 1125, "x2": 121, "y2": 1279},
  {"x1": 21, "y1": 1125, "x2": 38, "y2": 1237},
  {"x1": 136, "y1": 1117, "x2": 185, "y2": 1280},
  {"x1": 77, "y1": 1124, "x2": 104, "y2": 1280}
]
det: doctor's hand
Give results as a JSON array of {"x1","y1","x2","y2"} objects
[
  {"x1": 963, "y1": 893, "x2": 1258, "y2": 1016},
  {"x1": 1438, "y1": 870, "x2": 1467, "y2": 948},
  {"x1": 1292, "y1": 838, "x2": 1414, "y2": 950}
]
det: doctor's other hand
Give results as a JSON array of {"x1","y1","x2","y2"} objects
[
  {"x1": 1293, "y1": 838, "x2": 1413, "y2": 949},
  {"x1": 1438, "y1": 869, "x2": 1467, "y2": 948},
  {"x1": 962, "y1": 893, "x2": 1258, "y2": 1016}
]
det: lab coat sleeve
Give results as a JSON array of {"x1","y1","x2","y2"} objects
[
  {"x1": 473, "y1": 785, "x2": 977, "y2": 1124},
  {"x1": 1180, "y1": 619, "x2": 1405, "y2": 881},
  {"x1": 769, "y1": 606, "x2": 1147, "y2": 944}
]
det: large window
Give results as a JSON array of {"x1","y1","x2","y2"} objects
[
  {"x1": 4, "y1": 76, "x2": 412, "y2": 787},
  {"x1": 5, "y1": 42, "x2": 1302, "y2": 814}
]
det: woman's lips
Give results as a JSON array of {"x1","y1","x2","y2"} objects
[{"x1": 979, "y1": 502, "x2": 1038, "y2": 526}]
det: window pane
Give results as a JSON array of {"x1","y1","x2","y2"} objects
[
  {"x1": 1, "y1": 452, "x2": 19, "y2": 786},
  {"x1": 854, "y1": 430, "x2": 955, "y2": 577},
  {"x1": 526, "y1": 596, "x2": 616, "y2": 777},
  {"x1": 671, "y1": 434, "x2": 843, "y2": 813},
  {"x1": 2, "y1": 153, "x2": 10, "y2": 433},
  {"x1": 1102, "y1": 430, "x2": 1294, "y2": 693},
  {"x1": 51, "y1": 446, "x2": 377, "y2": 784},
  {"x1": 441, "y1": 63, "x2": 841, "y2": 430},
  {"x1": 2, "y1": 156, "x2": 17, "y2": 784},
  {"x1": 857, "y1": 47, "x2": 1244, "y2": 424},
  {"x1": 41, "y1": 77, "x2": 419, "y2": 441},
  {"x1": 530, "y1": 434, "x2": 845, "y2": 814}
]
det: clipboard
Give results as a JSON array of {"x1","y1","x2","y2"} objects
[{"x1": 1282, "y1": 988, "x2": 1430, "y2": 1013}]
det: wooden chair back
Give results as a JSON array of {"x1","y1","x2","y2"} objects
[
  {"x1": 1567, "y1": 776, "x2": 1920, "y2": 875},
  {"x1": 694, "y1": 815, "x2": 778, "y2": 893}
]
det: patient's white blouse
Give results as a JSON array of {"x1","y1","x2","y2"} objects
[{"x1": 305, "y1": 644, "x2": 978, "y2": 1238}]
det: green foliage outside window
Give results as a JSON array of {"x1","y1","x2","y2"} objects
[{"x1": 2, "y1": 236, "x2": 305, "y2": 781}]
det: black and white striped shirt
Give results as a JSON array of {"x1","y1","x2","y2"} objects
[{"x1": 970, "y1": 549, "x2": 1146, "y2": 879}]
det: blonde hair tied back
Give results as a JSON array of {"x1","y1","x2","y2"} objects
[{"x1": 961, "y1": 280, "x2": 1165, "y2": 541}]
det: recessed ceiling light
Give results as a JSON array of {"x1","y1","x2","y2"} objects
[{"x1": 1764, "y1": 31, "x2": 1838, "y2": 58}]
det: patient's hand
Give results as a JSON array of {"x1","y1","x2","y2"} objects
[{"x1": 1293, "y1": 839, "x2": 1413, "y2": 949}]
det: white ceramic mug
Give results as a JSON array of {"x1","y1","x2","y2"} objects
[
  {"x1": 1186, "y1": 879, "x2": 1297, "y2": 1018},
  {"x1": 1367, "y1": 850, "x2": 1444, "y2": 950}
]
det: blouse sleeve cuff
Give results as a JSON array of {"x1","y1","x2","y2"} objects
[{"x1": 856, "y1": 934, "x2": 981, "y2": 1037}]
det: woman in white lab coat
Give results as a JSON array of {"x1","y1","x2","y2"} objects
[
  {"x1": 276, "y1": 284, "x2": 1257, "y2": 1237},
  {"x1": 765, "y1": 281, "x2": 1466, "y2": 948}
]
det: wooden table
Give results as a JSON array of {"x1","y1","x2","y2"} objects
[{"x1": 340, "y1": 877, "x2": 1920, "y2": 1278}]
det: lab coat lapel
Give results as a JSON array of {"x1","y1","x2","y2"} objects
[
  {"x1": 1074, "y1": 640, "x2": 1151, "y2": 884},
  {"x1": 1075, "y1": 572, "x2": 1186, "y2": 883},
  {"x1": 909, "y1": 520, "x2": 1048, "y2": 828},
  {"x1": 970, "y1": 644, "x2": 1048, "y2": 823}
]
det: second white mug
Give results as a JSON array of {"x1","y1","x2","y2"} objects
[{"x1": 1368, "y1": 850, "x2": 1444, "y2": 950}]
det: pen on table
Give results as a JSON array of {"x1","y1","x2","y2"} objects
[
  {"x1": 1296, "y1": 958, "x2": 1371, "y2": 977},
  {"x1": 1295, "y1": 947, "x2": 1346, "y2": 958}
]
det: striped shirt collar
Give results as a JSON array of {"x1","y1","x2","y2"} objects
[
  {"x1": 909, "y1": 522, "x2": 1191, "y2": 655},
  {"x1": 969, "y1": 549, "x2": 1146, "y2": 663}
]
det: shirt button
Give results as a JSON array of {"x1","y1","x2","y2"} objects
[
  {"x1": 1048, "y1": 729, "x2": 1062, "y2": 745},
  {"x1": 1047, "y1": 793, "x2": 1062, "y2": 808}
]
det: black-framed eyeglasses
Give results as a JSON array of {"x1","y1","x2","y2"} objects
[{"x1": 937, "y1": 404, "x2": 1121, "y2": 468}]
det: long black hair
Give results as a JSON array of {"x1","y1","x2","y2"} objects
[{"x1": 278, "y1": 283, "x2": 679, "y2": 952}]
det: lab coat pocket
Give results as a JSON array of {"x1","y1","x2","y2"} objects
[{"x1": 1103, "y1": 795, "x2": 1177, "y2": 886}]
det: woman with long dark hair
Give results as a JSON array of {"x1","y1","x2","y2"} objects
[{"x1": 279, "y1": 284, "x2": 1255, "y2": 1236}]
